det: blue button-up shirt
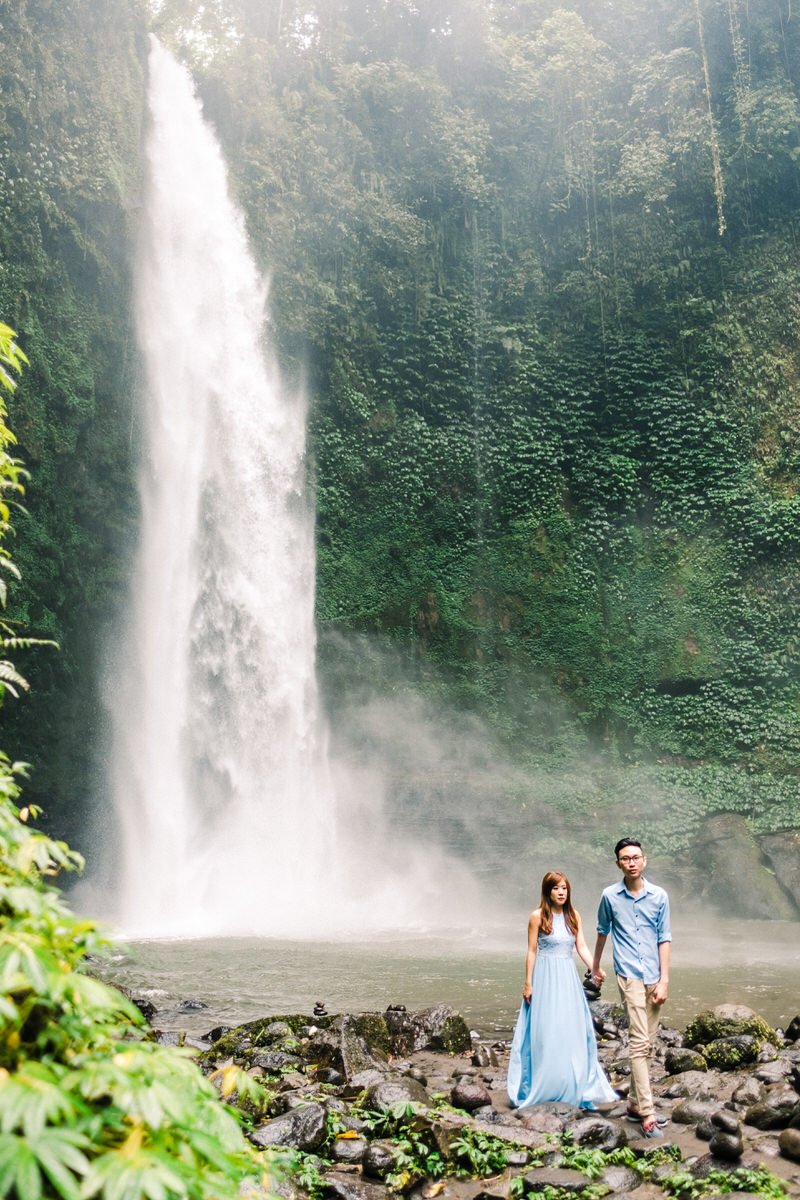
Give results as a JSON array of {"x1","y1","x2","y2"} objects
[{"x1": 596, "y1": 877, "x2": 671, "y2": 985}]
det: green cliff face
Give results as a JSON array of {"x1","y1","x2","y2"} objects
[
  {"x1": 3, "y1": 0, "x2": 800, "y2": 891},
  {"x1": 0, "y1": 0, "x2": 146, "y2": 844}
]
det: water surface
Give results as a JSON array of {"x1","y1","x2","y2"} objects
[{"x1": 101, "y1": 916, "x2": 800, "y2": 1039}]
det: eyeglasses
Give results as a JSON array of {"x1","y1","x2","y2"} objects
[{"x1": 618, "y1": 854, "x2": 643, "y2": 864}]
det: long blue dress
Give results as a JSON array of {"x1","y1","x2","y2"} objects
[{"x1": 507, "y1": 912, "x2": 618, "y2": 1109}]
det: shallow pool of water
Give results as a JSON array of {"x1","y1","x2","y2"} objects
[{"x1": 98, "y1": 915, "x2": 800, "y2": 1039}]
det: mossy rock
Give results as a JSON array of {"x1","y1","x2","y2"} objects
[
  {"x1": 684, "y1": 1005, "x2": 776, "y2": 1048},
  {"x1": 434, "y1": 1013, "x2": 471, "y2": 1054},
  {"x1": 199, "y1": 1012, "x2": 336, "y2": 1064},
  {"x1": 353, "y1": 1013, "x2": 391, "y2": 1057},
  {"x1": 702, "y1": 1035, "x2": 760, "y2": 1071}
]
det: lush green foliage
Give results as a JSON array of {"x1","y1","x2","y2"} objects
[
  {"x1": 151, "y1": 0, "x2": 800, "y2": 844},
  {"x1": 4, "y1": 0, "x2": 800, "y2": 852},
  {"x1": 0, "y1": 1, "x2": 144, "y2": 844}
]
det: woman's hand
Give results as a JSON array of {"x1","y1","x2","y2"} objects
[{"x1": 522, "y1": 981, "x2": 532, "y2": 1003}]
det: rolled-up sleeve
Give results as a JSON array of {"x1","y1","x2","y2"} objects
[
  {"x1": 597, "y1": 892, "x2": 612, "y2": 935},
  {"x1": 656, "y1": 893, "x2": 672, "y2": 945}
]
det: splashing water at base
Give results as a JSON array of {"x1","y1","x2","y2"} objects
[{"x1": 102, "y1": 39, "x2": 467, "y2": 939}]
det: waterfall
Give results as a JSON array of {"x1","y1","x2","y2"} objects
[{"x1": 108, "y1": 38, "x2": 340, "y2": 937}]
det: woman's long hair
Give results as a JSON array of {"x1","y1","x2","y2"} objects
[{"x1": 539, "y1": 871, "x2": 578, "y2": 936}]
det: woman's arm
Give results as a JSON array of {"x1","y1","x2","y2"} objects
[
  {"x1": 522, "y1": 909, "x2": 541, "y2": 1002},
  {"x1": 574, "y1": 910, "x2": 594, "y2": 972}
]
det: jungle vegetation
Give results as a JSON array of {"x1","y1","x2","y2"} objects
[{"x1": 1, "y1": 0, "x2": 800, "y2": 857}]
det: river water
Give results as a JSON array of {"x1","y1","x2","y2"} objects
[{"x1": 100, "y1": 915, "x2": 799, "y2": 1039}]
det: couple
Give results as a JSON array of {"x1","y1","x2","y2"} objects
[{"x1": 507, "y1": 838, "x2": 671, "y2": 1139}]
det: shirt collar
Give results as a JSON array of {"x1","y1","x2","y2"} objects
[{"x1": 616, "y1": 876, "x2": 652, "y2": 899}]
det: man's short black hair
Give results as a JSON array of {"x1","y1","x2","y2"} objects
[{"x1": 614, "y1": 837, "x2": 642, "y2": 858}]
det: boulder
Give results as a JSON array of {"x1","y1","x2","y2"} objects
[
  {"x1": 600, "y1": 1164, "x2": 641, "y2": 1192},
  {"x1": 684, "y1": 1005, "x2": 776, "y2": 1048},
  {"x1": 698, "y1": 814, "x2": 797, "y2": 920},
  {"x1": 759, "y1": 831, "x2": 800, "y2": 915},
  {"x1": 704, "y1": 1036, "x2": 760, "y2": 1072},
  {"x1": 362, "y1": 1140, "x2": 401, "y2": 1180},
  {"x1": 745, "y1": 1086, "x2": 800, "y2": 1130},
  {"x1": 451, "y1": 1081, "x2": 493, "y2": 1113},
  {"x1": 362, "y1": 1076, "x2": 431, "y2": 1114},
  {"x1": 671, "y1": 1098, "x2": 720, "y2": 1124},
  {"x1": 521, "y1": 1167, "x2": 592, "y2": 1194},
  {"x1": 322, "y1": 1172, "x2": 390, "y2": 1200},
  {"x1": 784, "y1": 1015, "x2": 800, "y2": 1043},
  {"x1": 779, "y1": 1126, "x2": 800, "y2": 1162},
  {"x1": 665, "y1": 1047, "x2": 707, "y2": 1074},
  {"x1": 330, "y1": 1137, "x2": 368, "y2": 1164},
  {"x1": 250, "y1": 1101, "x2": 327, "y2": 1151},
  {"x1": 384, "y1": 1004, "x2": 471, "y2": 1055},
  {"x1": 709, "y1": 1130, "x2": 743, "y2": 1161},
  {"x1": 565, "y1": 1115, "x2": 627, "y2": 1151}
]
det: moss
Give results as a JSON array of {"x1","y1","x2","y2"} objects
[
  {"x1": 433, "y1": 1014, "x2": 471, "y2": 1055},
  {"x1": 702, "y1": 1036, "x2": 761, "y2": 1071},
  {"x1": 684, "y1": 1010, "x2": 776, "y2": 1048},
  {"x1": 353, "y1": 1013, "x2": 391, "y2": 1056}
]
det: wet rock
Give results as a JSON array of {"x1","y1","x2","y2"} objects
[
  {"x1": 252, "y1": 1051, "x2": 303, "y2": 1072},
  {"x1": 362, "y1": 1076, "x2": 430, "y2": 1114},
  {"x1": 600, "y1": 1164, "x2": 642, "y2": 1192},
  {"x1": 665, "y1": 1048, "x2": 707, "y2": 1074},
  {"x1": 404, "y1": 1067, "x2": 428, "y2": 1086},
  {"x1": 566, "y1": 1115, "x2": 627, "y2": 1151},
  {"x1": 330, "y1": 1137, "x2": 368, "y2": 1164},
  {"x1": 704, "y1": 1037, "x2": 760, "y2": 1071},
  {"x1": 709, "y1": 1130, "x2": 743, "y2": 1160},
  {"x1": 471, "y1": 1105, "x2": 500, "y2": 1122},
  {"x1": 732, "y1": 1077, "x2": 762, "y2": 1106},
  {"x1": 472, "y1": 1044, "x2": 499, "y2": 1068},
  {"x1": 515, "y1": 1110, "x2": 566, "y2": 1134},
  {"x1": 784, "y1": 1015, "x2": 800, "y2": 1042},
  {"x1": 755, "y1": 1058, "x2": 792, "y2": 1084},
  {"x1": 362, "y1": 1140, "x2": 401, "y2": 1180},
  {"x1": 342, "y1": 1069, "x2": 385, "y2": 1096},
  {"x1": 696, "y1": 1115, "x2": 716, "y2": 1141},
  {"x1": 521, "y1": 1167, "x2": 591, "y2": 1193},
  {"x1": 711, "y1": 1109, "x2": 741, "y2": 1135},
  {"x1": 661, "y1": 1069, "x2": 716, "y2": 1098},
  {"x1": 323, "y1": 1171, "x2": 391, "y2": 1200},
  {"x1": 316, "y1": 1068, "x2": 345, "y2": 1085},
  {"x1": 250, "y1": 1101, "x2": 327, "y2": 1151},
  {"x1": 671, "y1": 1098, "x2": 720, "y2": 1124},
  {"x1": 204, "y1": 1024, "x2": 233, "y2": 1042},
  {"x1": 451, "y1": 1081, "x2": 493, "y2": 1113},
  {"x1": 779, "y1": 1126, "x2": 800, "y2": 1162},
  {"x1": 745, "y1": 1085, "x2": 800, "y2": 1129}
]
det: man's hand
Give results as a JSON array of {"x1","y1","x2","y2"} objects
[
  {"x1": 652, "y1": 979, "x2": 668, "y2": 1005},
  {"x1": 592, "y1": 966, "x2": 606, "y2": 986}
]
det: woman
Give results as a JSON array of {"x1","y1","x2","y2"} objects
[{"x1": 507, "y1": 871, "x2": 618, "y2": 1110}]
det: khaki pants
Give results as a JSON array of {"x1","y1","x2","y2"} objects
[{"x1": 617, "y1": 974, "x2": 661, "y2": 1119}]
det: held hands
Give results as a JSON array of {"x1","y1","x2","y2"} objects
[
  {"x1": 592, "y1": 966, "x2": 606, "y2": 987},
  {"x1": 522, "y1": 982, "x2": 532, "y2": 1004}
]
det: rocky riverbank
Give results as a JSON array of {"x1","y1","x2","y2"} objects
[{"x1": 140, "y1": 997, "x2": 800, "y2": 1199}]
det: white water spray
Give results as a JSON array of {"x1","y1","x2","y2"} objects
[
  {"x1": 104, "y1": 39, "x2": 497, "y2": 941},
  {"x1": 108, "y1": 39, "x2": 345, "y2": 937}
]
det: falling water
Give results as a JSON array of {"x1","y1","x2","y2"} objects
[{"x1": 108, "y1": 39, "x2": 341, "y2": 937}]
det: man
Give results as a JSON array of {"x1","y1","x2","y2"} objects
[{"x1": 592, "y1": 838, "x2": 671, "y2": 1138}]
